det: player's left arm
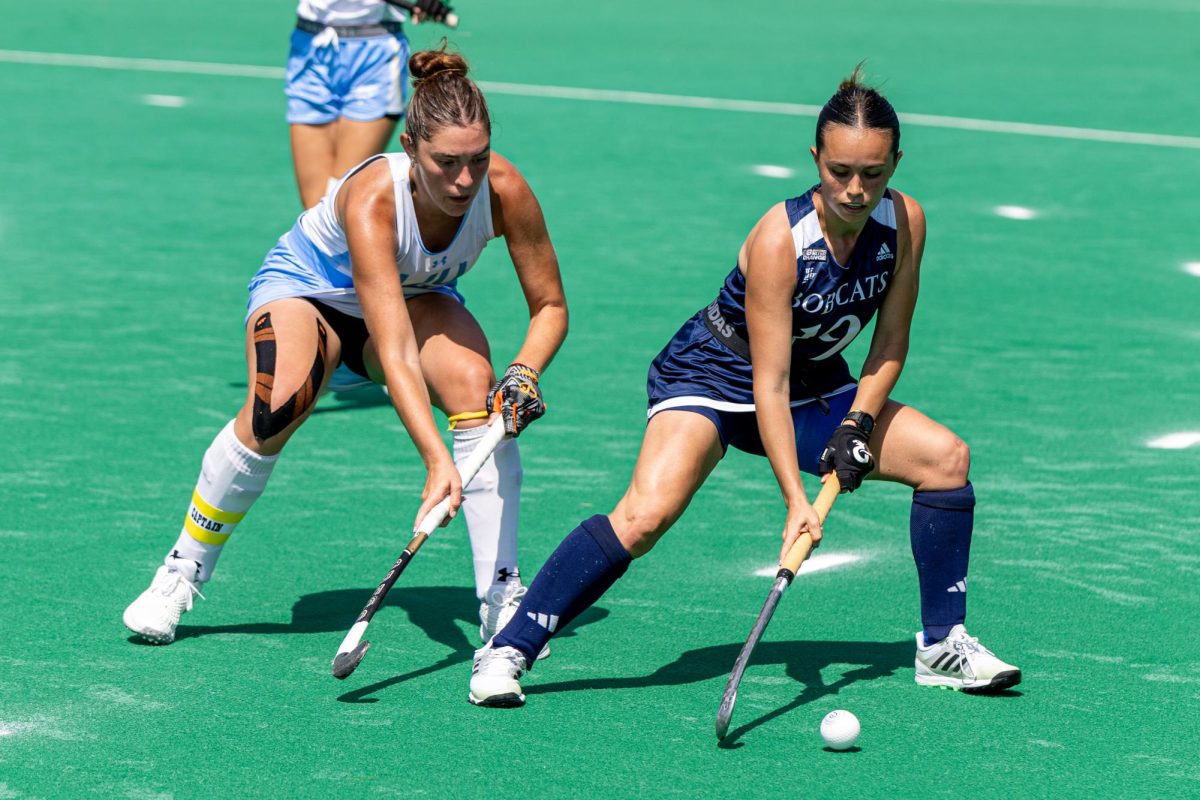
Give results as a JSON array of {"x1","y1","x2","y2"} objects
[
  {"x1": 819, "y1": 191, "x2": 924, "y2": 492},
  {"x1": 485, "y1": 154, "x2": 568, "y2": 435},
  {"x1": 848, "y1": 190, "x2": 926, "y2": 420},
  {"x1": 489, "y1": 153, "x2": 568, "y2": 373}
]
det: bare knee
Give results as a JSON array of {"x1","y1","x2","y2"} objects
[
  {"x1": 924, "y1": 434, "x2": 970, "y2": 491},
  {"x1": 462, "y1": 360, "x2": 497, "y2": 403},
  {"x1": 610, "y1": 497, "x2": 677, "y2": 558},
  {"x1": 439, "y1": 359, "x2": 495, "y2": 420}
]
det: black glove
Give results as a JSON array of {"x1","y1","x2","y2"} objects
[
  {"x1": 412, "y1": 0, "x2": 453, "y2": 22},
  {"x1": 818, "y1": 423, "x2": 875, "y2": 493},
  {"x1": 487, "y1": 364, "x2": 545, "y2": 437}
]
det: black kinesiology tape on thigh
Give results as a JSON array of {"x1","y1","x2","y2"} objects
[{"x1": 252, "y1": 313, "x2": 328, "y2": 442}]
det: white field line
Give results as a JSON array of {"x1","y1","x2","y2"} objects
[
  {"x1": 754, "y1": 551, "x2": 866, "y2": 577},
  {"x1": 1146, "y1": 432, "x2": 1200, "y2": 450},
  {"x1": 4, "y1": 49, "x2": 1200, "y2": 150},
  {"x1": 0, "y1": 49, "x2": 284, "y2": 79}
]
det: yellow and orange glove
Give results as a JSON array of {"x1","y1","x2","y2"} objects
[{"x1": 487, "y1": 363, "x2": 545, "y2": 437}]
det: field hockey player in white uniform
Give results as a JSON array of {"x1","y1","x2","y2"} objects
[
  {"x1": 124, "y1": 46, "x2": 567, "y2": 653},
  {"x1": 287, "y1": 0, "x2": 455, "y2": 210}
]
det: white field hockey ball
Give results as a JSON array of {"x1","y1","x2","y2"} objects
[{"x1": 819, "y1": 710, "x2": 860, "y2": 750}]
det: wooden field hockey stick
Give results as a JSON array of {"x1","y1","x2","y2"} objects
[
  {"x1": 331, "y1": 417, "x2": 506, "y2": 679},
  {"x1": 383, "y1": 0, "x2": 460, "y2": 28},
  {"x1": 715, "y1": 474, "x2": 841, "y2": 740}
]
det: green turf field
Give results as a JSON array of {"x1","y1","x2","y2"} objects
[{"x1": 2, "y1": 1, "x2": 1199, "y2": 797}]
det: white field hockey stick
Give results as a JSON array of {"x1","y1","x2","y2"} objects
[
  {"x1": 331, "y1": 417, "x2": 505, "y2": 679},
  {"x1": 715, "y1": 474, "x2": 841, "y2": 740},
  {"x1": 384, "y1": 0, "x2": 459, "y2": 28}
]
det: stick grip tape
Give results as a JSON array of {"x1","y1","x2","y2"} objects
[{"x1": 779, "y1": 474, "x2": 840, "y2": 575}]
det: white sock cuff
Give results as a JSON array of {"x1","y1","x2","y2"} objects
[
  {"x1": 216, "y1": 420, "x2": 278, "y2": 477},
  {"x1": 452, "y1": 423, "x2": 491, "y2": 443}
]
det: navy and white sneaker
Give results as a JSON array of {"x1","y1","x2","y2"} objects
[
  {"x1": 915, "y1": 625, "x2": 1021, "y2": 693},
  {"x1": 469, "y1": 641, "x2": 528, "y2": 708}
]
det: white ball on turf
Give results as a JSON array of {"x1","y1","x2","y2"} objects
[{"x1": 819, "y1": 710, "x2": 860, "y2": 750}]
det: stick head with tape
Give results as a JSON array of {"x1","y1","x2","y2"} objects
[{"x1": 331, "y1": 641, "x2": 371, "y2": 679}]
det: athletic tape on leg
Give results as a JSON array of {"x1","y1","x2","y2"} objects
[{"x1": 251, "y1": 313, "x2": 328, "y2": 442}]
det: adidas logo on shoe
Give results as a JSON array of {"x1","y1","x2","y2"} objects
[
  {"x1": 468, "y1": 643, "x2": 528, "y2": 708},
  {"x1": 914, "y1": 625, "x2": 1021, "y2": 693}
]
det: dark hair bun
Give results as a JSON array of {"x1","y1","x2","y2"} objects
[
  {"x1": 816, "y1": 60, "x2": 900, "y2": 156},
  {"x1": 410, "y1": 42, "x2": 469, "y2": 86},
  {"x1": 838, "y1": 62, "x2": 866, "y2": 94}
]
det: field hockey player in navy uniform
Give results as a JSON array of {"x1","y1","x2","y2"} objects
[
  {"x1": 123, "y1": 47, "x2": 566, "y2": 653},
  {"x1": 469, "y1": 69, "x2": 1020, "y2": 707}
]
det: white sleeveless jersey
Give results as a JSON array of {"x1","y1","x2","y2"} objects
[
  {"x1": 295, "y1": 0, "x2": 403, "y2": 25},
  {"x1": 256, "y1": 152, "x2": 495, "y2": 317}
]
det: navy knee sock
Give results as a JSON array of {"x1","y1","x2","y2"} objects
[
  {"x1": 493, "y1": 514, "x2": 632, "y2": 667},
  {"x1": 910, "y1": 483, "x2": 975, "y2": 646}
]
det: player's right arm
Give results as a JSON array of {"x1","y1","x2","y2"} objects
[
  {"x1": 743, "y1": 204, "x2": 823, "y2": 557},
  {"x1": 338, "y1": 163, "x2": 461, "y2": 529}
]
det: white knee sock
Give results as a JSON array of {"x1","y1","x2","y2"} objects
[
  {"x1": 453, "y1": 425, "x2": 522, "y2": 600},
  {"x1": 165, "y1": 420, "x2": 278, "y2": 582}
]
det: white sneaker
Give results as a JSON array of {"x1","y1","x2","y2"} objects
[
  {"x1": 915, "y1": 624, "x2": 1021, "y2": 693},
  {"x1": 480, "y1": 580, "x2": 549, "y2": 660},
  {"x1": 468, "y1": 641, "x2": 528, "y2": 708},
  {"x1": 122, "y1": 562, "x2": 205, "y2": 644}
]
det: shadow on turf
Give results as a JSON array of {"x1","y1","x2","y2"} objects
[
  {"x1": 524, "y1": 639, "x2": 912, "y2": 746},
  {"x1": 143, "y1": 585, "x2": 607, "y2": 701},
  {"x1": 334, "y1": 599, "x2": 610, "y2": 704}
]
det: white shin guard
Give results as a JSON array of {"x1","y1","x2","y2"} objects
[
  {"x1": 453, "y1": 425, "x2": 523, "y2": 600},
  {"x1": 166, "y1": 420, "x2": 278, "y2": 582}
]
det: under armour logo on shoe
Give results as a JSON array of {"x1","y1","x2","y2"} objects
[
  {"x1": 946, "y1": 579, "x2": 967, "y2": 593},
  {"x1": 526, "y1": 611, "x2": 559, "y2": 633},
  {"x1": 496, "y1": 567, "x2": 521, "y2": 583}
]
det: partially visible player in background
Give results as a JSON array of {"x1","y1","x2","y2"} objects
[
  {"x1": 469, "y1": 68, "x2": 1021, "y2": 708},
  {"x1": 287, "y1": 0, "x2": 455, "y2": 210},
  {"x1": 123, "y1": 46, "x2": 567, "y2": 654}
]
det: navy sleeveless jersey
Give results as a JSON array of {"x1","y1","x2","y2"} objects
[{"x1": 647, "y1": 185, "x2": 898, "y2": 411}]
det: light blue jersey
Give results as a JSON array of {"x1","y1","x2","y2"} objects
[{"x1": 247, "y1": 153, "x2": 495, "y2": 320}]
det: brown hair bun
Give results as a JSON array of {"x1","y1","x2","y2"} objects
[
  {"x1": 410, "y1": 41, "x2": 469, "y2": 87},
  {"x1": 405, "y1": 41, "x2": 491, "y2": 143}
]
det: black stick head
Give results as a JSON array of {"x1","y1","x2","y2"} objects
[{"x1": 331, "y1": 641, "x2": 371, "y2": 680}]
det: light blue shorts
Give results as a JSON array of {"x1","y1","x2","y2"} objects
[
  {"x1": 246, "y1": 229, "x2": 467, "y2": 322},
  {"x1": 285, "y1": 25, "x2": 410, "y2": 124}
]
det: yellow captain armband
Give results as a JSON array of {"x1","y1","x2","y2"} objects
[{"x1": 447, "y1": 410, "x2": 490, "y2": 430}]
